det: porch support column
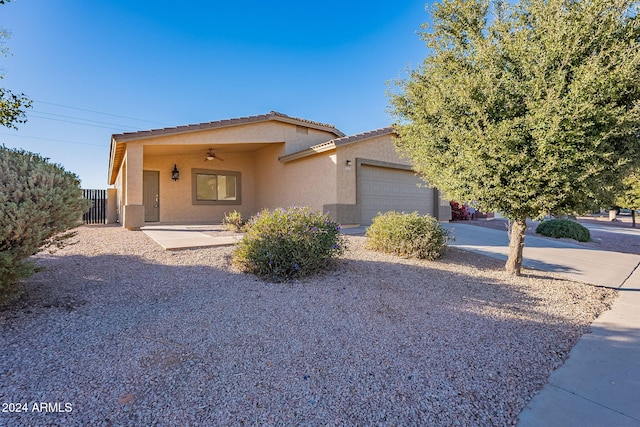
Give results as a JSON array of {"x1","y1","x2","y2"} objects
[
  {"x1": 123, "y1": 144, "x2": 145, "y2": 230},
  {"x1": 106, "y1": 188, "x2": 118, "y2": 224}
]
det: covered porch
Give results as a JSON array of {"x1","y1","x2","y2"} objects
[{"x1": 111, "y1": 141, "x2": 282, "y2": 230}]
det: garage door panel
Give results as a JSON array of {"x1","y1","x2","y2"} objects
[{"x1": 359, "y1": 165, "x2": 434, "y2": 225}]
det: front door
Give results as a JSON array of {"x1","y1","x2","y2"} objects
[{"x1": 143, "y1": 170, "x2": 160, "y2": 222}]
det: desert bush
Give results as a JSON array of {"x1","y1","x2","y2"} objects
[
  {"x1": 232, "y1": 206, "x2": 346, "y2": 281},
  {"x1": 366, "y1": 211, "x2": 450, "y2": 260},
  {"x1": 222, "y1": 210, "x2": 244, "y2": 232},
  {"x1": 0, "y1": 147, "x2": 91, "y2": 297},
  {"x1": 536, "y1": 219, "x2": 591, "y2": 242}
]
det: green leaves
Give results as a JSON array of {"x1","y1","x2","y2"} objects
[
  {"x1": 536, "y1": 219, "x2": 591, "y2": 242},
  {"x1": 615, "y1": 171, "x2": 640, "y2": 210},
  {"x1": 0, "y1": 147, "x2": 92, "y2": 295},
  {"x1": 389, "y1": 0, "x2": 640, "y2": 220},
  {"x1": 366, "y1": 211, "x2": 450, "y2": 260},
  {"x1": 232, "y1": 207, "x2": 346, "y2": 281},
  {"x1": 1, "y1": 1, "x2": 32, "y2": 129},
  {"x1": 0, "y1": 88, "x2": 31, "y2": 129}
]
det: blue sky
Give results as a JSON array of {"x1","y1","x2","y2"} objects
[{"x1": 1, "y1": 1, "x2": 432, "y2": 188}]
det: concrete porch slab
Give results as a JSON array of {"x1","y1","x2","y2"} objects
[{"x1": 141, "y1": 225, "x2": 243, "y2": 250}]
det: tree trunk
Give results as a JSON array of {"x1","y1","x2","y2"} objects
[
  {"x1": 505, "y1": 217, "x2": 527, "y2": 276},
  {"x1": 633, "y1": 210, "x2": 636, "y2": 228}
]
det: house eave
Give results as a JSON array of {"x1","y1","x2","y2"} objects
[
  {"x1": 278, "y1": 127, "x2": 396, "y2": 163},
  {"x1": 108, "y1": 137, "x2": 126, "y2": 185},
  {"x1": 278, "y1": 142, "x2": 337, "y2": 163},
  {"x1": 111, "y1": 111, "x2": 345, "y2": 144}
]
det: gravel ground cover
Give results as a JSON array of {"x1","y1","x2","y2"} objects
[{"x1": 0, "y1": 225, "x2": 616, "y2": 426}]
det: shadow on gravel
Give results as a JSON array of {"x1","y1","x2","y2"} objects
[
  {"x1": 0, "y1": 252, "x2": 241, "y2": 312},
  {"x1": 0, "y1": 246, "x2": 614, "y2": 426}
]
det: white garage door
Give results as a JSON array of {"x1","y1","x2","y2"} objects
[{"x1": 359, "y1": 165, "x2": 434, "y2": 225}]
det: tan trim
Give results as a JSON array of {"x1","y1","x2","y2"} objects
[
  {"x1": 108, "y1": 137, "x2": 126, "y2": 185},
  {"x1": 278, "y1": 142, "x2": 336, "y2": 162}
]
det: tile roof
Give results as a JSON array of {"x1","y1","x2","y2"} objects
[
  {"x1": 278, "y1": 127, "x2": 396, "y2": 162},
  {"x1": 108, "y1": 111, "x2": 346, "y2": 185},
  {"x1": 330, "y1": 127, "x2": 395, "y2": 146},
  {"x1": 111, "y1": 111, "x2": 345, "y2": 142}
]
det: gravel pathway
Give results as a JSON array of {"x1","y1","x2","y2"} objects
[{"x1": 0, "y1": 225, "x2": 615, "y2": 426}]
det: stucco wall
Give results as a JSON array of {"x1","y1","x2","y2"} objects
[
  {"x1": 332, "y1": 134, "x2": 450, "y2": 223},
  {"x1": 335, "y1": 134, "x2": 416, "y2": 205},
  {"x1": 255, "y1": 144, "x2": 337, "y2": 213},
  {"x1": 125, "y1": 143, "x2": 144, "y2": 205},
  {"x1": 110, "y1": 120, "x2": 340, "y2": 225},
  {"x1": 142, "y1": 148, "x2": 257, "y2": 224},
  {"x1": 110, "y1": 121, "x2": 447, "y2": 227}
]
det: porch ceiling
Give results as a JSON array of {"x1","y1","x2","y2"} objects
[{"x1": 108, "y1": 141, "x2": 282, "y2": 185}]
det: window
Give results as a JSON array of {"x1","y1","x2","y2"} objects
[{"x1": 192, "y1": 169, "x2": 241, "y2": 205}]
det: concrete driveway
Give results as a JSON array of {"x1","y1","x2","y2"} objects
[
  {"x1": 443, "y1": 223, "x2": 640, "y2": 289},
  {"x1": 443, "y1": 222, "x2": 640, "y2": 426}
]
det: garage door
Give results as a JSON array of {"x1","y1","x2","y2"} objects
[{"x1": 359, "y1": 165, "x2": 434, "y2": 225}]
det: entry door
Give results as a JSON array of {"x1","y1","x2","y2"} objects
[{"x1": 143, "y1": 170, "x2": 160, "y2": 222}]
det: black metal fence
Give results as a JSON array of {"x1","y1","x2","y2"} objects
[{"x1": 82, "y1": 189, "x2": 107, "y2": 224}]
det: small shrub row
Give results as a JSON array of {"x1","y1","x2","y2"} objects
[
  {"x1": 536, "y1": 219, "x2": 591, "y2": 242},
  {"x1": 365, "y1": 211, "x2": 450, "y2": 260},
  {"x1": 232, "y1": 206, "x2": 346, "y2": 281}
]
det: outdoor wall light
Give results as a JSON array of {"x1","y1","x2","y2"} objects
[
  {"x1": 172, "y1": 164, "x2": 180, "y2": 181},
  {"x1": 346, "y1": 160, "x2": 352, "y2": 167}
]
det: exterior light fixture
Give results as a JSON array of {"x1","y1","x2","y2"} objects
[
  {"x1": 172, "y1": 164, "x2": 179, "y2": 181},
  {"x1": 346, "y1": 160, "x2": 352, "y2": 167},
  {"x1": 345, "y1": 159, "x2": 353, "y2": 171}
]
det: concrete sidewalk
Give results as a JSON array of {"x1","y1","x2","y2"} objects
[{"x1": 444, "y1": 223, "x2": 640, "y2": 426}]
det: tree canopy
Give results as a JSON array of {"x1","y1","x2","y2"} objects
[
  {"x1": 0, "y1": 3, "x2": 30, "y2": 128},
  {"x1": 389, "y1": 0, "x2": 640, "y2": 274},
  {"x1": 615, "y1": 171, "x2": 640, "y2": 227},
  {"x1": 0, "y1": 1, "x2": 89, "y2": 298}
]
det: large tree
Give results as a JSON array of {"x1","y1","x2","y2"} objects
[
  {"x1": 615, "y1": 172, "x2": 640, "y2": 227},
  {"x1": 389, "y1": 0, "x2": 640, "y2": 275}
]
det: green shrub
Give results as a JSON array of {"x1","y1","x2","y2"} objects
[
  {"x1": 222, "y1": 210, "x2": 244, "y2": 232},
  {"x1": 232, "y1": 206, "x2": 346, "y2": 281},
  {"x1": 366, "y1": 211, "x2": 450, "y2": 260},
  {"x1": 0, "y1": 147, "x2": 91, "y2": 298},
  {"x1": 536, "y1": 219, "x2": 591, "y2": 242}
]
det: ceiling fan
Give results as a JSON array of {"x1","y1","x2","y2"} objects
[{"x1": 204, "y1": 148, "x2": 224, "y2": 161}]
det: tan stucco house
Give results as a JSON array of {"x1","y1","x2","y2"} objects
[{"x1": 108, "y1": 111, "x2": 450, "y2": 229}]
